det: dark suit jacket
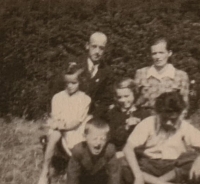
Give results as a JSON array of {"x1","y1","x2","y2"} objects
[
  {"x1": 77, "y1": 55, "x2": 112, "y2": 116},
  {"x1": 67, "y1": 142, "x2": 121, "y2": 184}
]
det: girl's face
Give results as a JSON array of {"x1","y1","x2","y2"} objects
[
  {"x1": 115, "y1": 88, "x2": 135, "y2": 111},
  {"x1": 64, "y1": 74, "x2": 79, "y2": 95}
]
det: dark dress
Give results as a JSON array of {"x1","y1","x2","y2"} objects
[
  {"x1": 103, "y1": 106, "x2": 151, "y2": 184},
  {"x1": 104, "y1": 106, "x2": 150, "y2": 151}
]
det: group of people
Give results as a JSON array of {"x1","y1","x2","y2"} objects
[{"x1": 38, "y1": 32, "x2": 200, "y2": 184}]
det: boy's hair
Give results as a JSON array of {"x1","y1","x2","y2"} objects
[
  {"x1": 150, "y1": 36, "x2": 171, "y2": 51},
  {"x1": 155, "y1": 91, "x2": 186, "y2": 114},
  {"x1": 84, "y1": 117, "x2": 110, "y2": 135}
]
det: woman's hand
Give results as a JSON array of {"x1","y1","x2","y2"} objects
[
  {"x1": 125, "y1": 117, "x2": 140, "y2": 130},
  {"x1": 189, "y1": 156, "x2": 200, "y2": 181}
]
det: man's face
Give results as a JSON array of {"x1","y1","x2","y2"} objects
[
  {"x1": 64, "y1": 74, "x2": 79, "y2": 95},
  {"x1": 85, "y1": 126, "x2": 108, "y2": 156},
  {"x1": 115, "y1": 88, "x2": 135, "y2": 111},
  {"x1": 151, "y1": 42, "x2": 172, "y2": 68},
  {"x1": 86, "y1": 34, "x2": 107, "y2": 64},
  {"x1": 159, "y1": 111, "x2": 181, "y2": 130}
]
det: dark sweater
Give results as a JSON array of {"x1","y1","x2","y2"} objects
[{"x1": 67, "y1": 142, "x2": 121, "y2": 184}]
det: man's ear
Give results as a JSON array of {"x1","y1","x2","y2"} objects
[
  {"x1": 86, "y1": 42, "x2": 89, "y2": 50},
  {"x1": 168, "y1": 50, "x2": 173, "y2": 57}
]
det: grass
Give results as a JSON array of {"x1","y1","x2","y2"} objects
[
  {"x1": 0, "y1": 117, "x2": 66, "y2": 184},
  {"x1": 0, "y1": 111, "x2": 200, "y2": 184}
]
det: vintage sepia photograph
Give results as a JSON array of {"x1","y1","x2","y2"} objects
[{"x1": 0, "y1": 0, "x2": 200, "y2": 184}]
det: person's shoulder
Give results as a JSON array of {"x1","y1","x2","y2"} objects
[
  {"x1": 99, "y1": 62, "x2": 111, "y2": 75},
  {"x1": 78, "y1": 91, "x2": 91, "y2": 102},
  {"x1": 180, "y1": 119, "x2": 199, "y2": 131},
  {"x1": 71, "y1": 142, "x2": 85, "y2": 158},
  {"x1": 175, "y1": 68, "x2": 188, "y2": 78},
  {"x1": 52, "y1": 90, "x2": 66, "y2": 100},
  {"x1": 137, "y1": 115, "x2": 156, "y2": 128},
  {"x1": 104, "y1": 143, "x2": 116, "y2": 159},
  {"x1": 133, "y1": 108, "x2": 152, "y2": 120},
  {"x1": 135, "y1": 66, "x2": 151, "y2": 76},
  {"x1": 141, "y1": 115, "x2": 156, "y2": 122}
]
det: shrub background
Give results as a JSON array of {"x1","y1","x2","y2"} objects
[{"x1": 0, "y1": 0, "x2": 200, "y2": 119}]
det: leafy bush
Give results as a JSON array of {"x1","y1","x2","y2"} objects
[{"x1": 0, "y1": 0, "x2": 200, "y2": 119}]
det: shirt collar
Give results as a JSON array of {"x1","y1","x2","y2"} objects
[
  {"x1": 121, "y1": 105, "x2": 137, "y2": 114},
  {"x1": 147, "y1": 64, "x2": 176, "y2": 80},
  {"x1": 87, "y1": 58, "x2": 99, "y2": 70},
  {"x1": 87, "y1": 58, "x2": 99, "y2": 77}
]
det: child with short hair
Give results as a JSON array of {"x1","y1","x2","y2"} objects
[
  {"x1": 124, "y1": 91, "x2": 200, "y2": 184},
  {"x1": 38, "y1": 63, "x2": 91, "y2": 184},
  {"x1": 67, "y1": 117, "x2": 121, "y2": 184}
]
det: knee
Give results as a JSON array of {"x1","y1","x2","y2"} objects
[
  {"x1": 121, "y1": 166, "x2": 134, "y2": 184},
  {"x1": 48, "y1": 130, "x2": 61, "y2": 144}
]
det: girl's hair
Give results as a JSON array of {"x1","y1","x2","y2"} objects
[
  {"x1": 63, "y1": 62, "x2": 84, "y2": 89},
  {"x1": 113, "y1": 77, "x2": 146, "y2": 107},
  {"x1": 155, "y1": 91, "x2": 186, "y2": 114},
  {"x1": 65, "y1": 62, "x2": 83, "y2": 77},
  {"x1": 114, "y1": 77, "x2": 135, "y2": 90},
  {"x1": 114, "y1": 77, "x2": 137, "y2": 98}
]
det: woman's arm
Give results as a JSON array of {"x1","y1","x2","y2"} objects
[{"x1": 123, "y1": 142, "x2": 144, "y2": 184}]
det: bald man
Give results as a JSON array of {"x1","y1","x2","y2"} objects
[
  {"x1": 86, "y1": 32, "x2": 107, "y2": 69},
  {"x1": 78, "y1": 32, "x2": 111, "y2": 116}
]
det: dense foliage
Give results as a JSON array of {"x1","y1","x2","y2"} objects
[{"x1": 1, "y1": 0, "x2": 200, "y2": 119}]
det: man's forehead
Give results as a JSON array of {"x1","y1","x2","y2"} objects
[
  {"x1": 89, "y1": 32, "x2": 107, "y2": 45},
  {"x1": 151, "y1": 41, "x2": 167, "y2": 49}
]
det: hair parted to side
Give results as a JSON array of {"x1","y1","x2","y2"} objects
[
  {"x1": 114, "y1": 77, "x2": 135, "y2": 91},
  {"x1": 150, "y1": 36, "x2": 171, "y2": 51},
  {"x1": 65, "y1": 62, "x2": 84, "y2": 76},
  {"x1": 114, "y1": 77, "x2": 139, "y2": 99},
  {"x1": 84, "y1": 117, "x2": 110, "y2": 135},
  {"x1": 62, "y1": 62, "x2": 85, "y2": 89},
  {"x1": 155, "y1": 91, "x2": 186, "y2": 114}
]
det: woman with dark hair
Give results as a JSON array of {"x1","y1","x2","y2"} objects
[{"x1": 124, "y1": 91, "x2": 200, "y2": 184}]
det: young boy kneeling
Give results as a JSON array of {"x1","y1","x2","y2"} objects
[
  {"x1": 67, "y1": 117, "x2": 121, "y2": 184},
  {"x1": 124, "y1": 91, "x2": 200, "y2": 184}
]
